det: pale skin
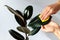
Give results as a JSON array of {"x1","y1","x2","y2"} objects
[
  {"x1": 39, "y1": 1, "x2": 60, "y2": 39},
  {"x1": 39, "y1": 1, "x2": 60, "y2": 20},
  {"x1": 41, "y1": 21, "x2": 60, "y2": 39}
]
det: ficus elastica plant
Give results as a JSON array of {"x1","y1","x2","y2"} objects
[{"x1": 5, "y1": 5, "x2": 52, "y2": 40}]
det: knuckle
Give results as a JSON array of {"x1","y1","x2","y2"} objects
[
  {"x1": 47, "y1": 6, "x2": 52, "y2": 9},
  {"x1": 50, "y1": 8, "x2": 54, "y2": 12}
]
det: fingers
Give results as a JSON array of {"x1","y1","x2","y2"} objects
[
  {"x1": 41, "y1": 26, "x2": 48, "y2": 32},
  {"x1": 40, "y1": 7, "x2": 51, "y2": 20},
  {"x1": 39, "y1": 2, "x2": 60, "y2": 20},
  {"x1": 40, "y1": 7, "x2": 49, "y2": 19},
  {"x1": 40, "y1": 6, "x2": 54, "y2": 20},
  {"x1": 43, "y1": 9, "x2": 53, "y2": 20}
]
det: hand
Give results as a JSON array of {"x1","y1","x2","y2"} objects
[
  {"x1": 39, "y1": 2, "x2": 60, "y2": 20},
  {"x1": 41, "y1": 21, "x2": 59, "y2": 33}
]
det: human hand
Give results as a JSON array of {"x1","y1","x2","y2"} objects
[
  {"x1": 39, "y1": 2, "x2": 60, "y2": 20},
  {"x1": 41, "y1": 21, "x2": 59, "y2": 33}
]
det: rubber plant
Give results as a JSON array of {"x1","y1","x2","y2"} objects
[{"x1": 5, "y1": 5, "x2": 52, "y2": 40}]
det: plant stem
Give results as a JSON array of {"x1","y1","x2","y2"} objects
[{"x1": 25, "y1": 27, "x2": 29, "y2": 40}]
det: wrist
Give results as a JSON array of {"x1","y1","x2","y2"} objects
[
  {"x1": 57, "y1": 0, "x2": 60, "y2": 3},
  {"x1": 56, "y1": 1, "x2": 60, "y2": 5},
  {"x1": 53, "y1": 26, "x2": 60, "y2": 39},
  {"x1": 56, "y1": 2, "x2": 60, "y2": 9}
]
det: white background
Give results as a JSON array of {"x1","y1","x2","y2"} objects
[{"x1": 0, "y1": 0, "x2": 60, "y2": 40}]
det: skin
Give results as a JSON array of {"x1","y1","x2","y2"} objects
[
  {"x1": 41, "y1": 21, "x2": 59, "y2": 33},
  {"x1": 39, "y1": 2, "x2": 60, "y2": 20},
  {"x1": 40, "y1": 1, "x2": 60, "y2": 39},
  {"x1": 41, "y1": 21, "x2": 60, "y2": 39}
]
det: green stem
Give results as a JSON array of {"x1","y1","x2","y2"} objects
[{"x1": 25, "y1": 29, "x2": 29, "y2": 40}]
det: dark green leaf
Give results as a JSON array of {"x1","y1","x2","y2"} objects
[
  {"x1": 15, "y1": 10, "x2": 26, "y2": 27},
  {"x1": 28, "y1": 14, "x2": 42, "y2": 29},
  {"x1": 9, "y1": 29, "x2": 25, "y2": 40},
  {"x1": 28, "y1": 27, "x2": 41, "y2": 36},
  {"x1": 28, "y1": 14, "x2": 52, "y2": 29},
  {"x1": 5, "y1": 5, "x2": 24, "y2": 20},
  {"x1": 17, "y1": 26, "x2": 30, "y2": 34},
  {"x1": 5, "y1": 5, "x2": 26, "y2": 27},
  {"x1": 24, "y1": 5, "x2": 33, "y2": 20},
  {"x1": 5, "y1": 5, "x2": 16, "y2": 14},
  {"x1": 16, "y1": 10, "x2": 24, "y2": 18}
]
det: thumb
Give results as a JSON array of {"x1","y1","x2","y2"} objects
[{"x1": 41, "y1": 26, "x2": 48, "y2": 32}]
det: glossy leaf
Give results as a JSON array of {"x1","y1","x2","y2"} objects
[
  {"x1": 5, "y1": 5, "x2": 24, "y2": 20},
  {"x1": 5, "y1": 5, "x2": 26, "y2": 26},
  {"x1": 24, "y1": 5, "x2": 33, "y2": 20},
  {"x1": 17, "y1": 26, "x2": 30, "y2": 34},
  {"x1": 28, "y1": 14, "x2": 52, "y2": 29},
  {"x1": 9, "y1": 29, "x2": 25, "y2": 40},
  {"x1": 28, "y1": 14, "x2": 42, "y2": 29},
  {"x1": 15, "y1": 10, "x2": 24, "y2": 18},
  {"x1": 15, "y1": 10, "x2": 26, "y2": 27},
  {"x1": 5, "y1": 5, "x2": 16, "y2": 14},
  {"x1": 28, "y1": 27, "x2": 41, "y2": 36}
]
